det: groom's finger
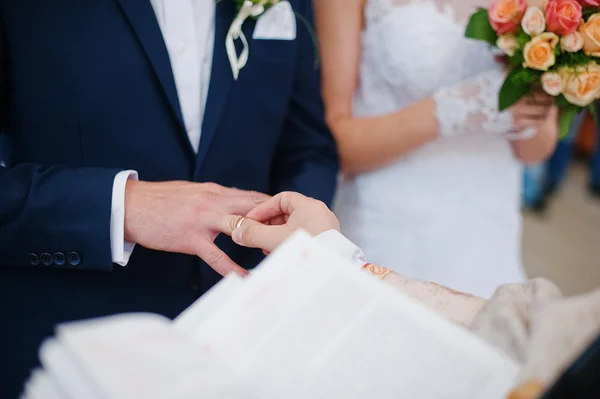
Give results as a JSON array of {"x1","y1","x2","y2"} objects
[
  {"x1": 218, "y1": 192, "x2": 270, "y2": 216},
  {"x1": 223, "y1": 187, "x2": 271, "y2": 204},
  {"x1": 206, "y1": 213, "x2": 245, "y2": 236},
  {"x1": 232, "y1": 219, "x2": 291, "y2": 252},
  {"x1": 195, "y1": 240, "x2": 248, "y2": 277}
]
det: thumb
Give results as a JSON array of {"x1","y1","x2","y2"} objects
[{"x1": 231, "y1": 219, "x2": 290, "y2": 253}]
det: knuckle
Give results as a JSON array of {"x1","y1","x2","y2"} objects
[
  {"x1": 281, "y1": 191, "x2": 298, "y2": 199},
  {"x1": 250, "y1": 190, "x2": 265, "y2": 204},
  {"x1": 203, "y1": 182, "x2": 224, "y2": 193},
  {"x1": 203, "y1": 191, "x2": 219, "y2": 203},
  {"x1": 314, "y1": 199, "x2": 329, "y2": 211},
  {"x1": 206, "y1": 250, "x2": 225, "y2": 265}
]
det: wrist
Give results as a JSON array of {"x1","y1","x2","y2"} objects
[{"x1": 123, "y1": 179, "x2": 145, "y2": 243}]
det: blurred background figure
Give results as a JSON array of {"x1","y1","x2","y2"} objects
[
  {"x1": 544, "y1": 111, "x2": 589, "y2": 199},
  {"x1": 522, "y1": 162, "x2": 548, "y2": 211},
  {"x1": 545, "y1": 105, "x2": 600, "y2": 199},
  {"x1": 522, "y1": 104, "x2": 600, "y2": 213},
  {"x1": 521, "y1": 103, "x2": 600, "y2": 297}
]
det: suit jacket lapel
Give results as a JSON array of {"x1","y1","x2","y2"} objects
[
  {"x1": 115, "y1": 0, "x2": 191, "y2": 152},
  {"x1": 195, "y1": 0, "x2": 238, "y2": 177}
]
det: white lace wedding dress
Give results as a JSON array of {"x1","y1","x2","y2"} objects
[{"x1": 334, "y1": 0, "x2": 526, "y2": 298}]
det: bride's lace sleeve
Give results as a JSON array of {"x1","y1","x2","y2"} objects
[{"x1": 433, "y1": 68, "x2": 515, "y2": 138}]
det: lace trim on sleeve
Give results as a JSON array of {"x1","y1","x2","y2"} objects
[{"x1": 433, "y1": 69, "x2": 514, "y2": 138}]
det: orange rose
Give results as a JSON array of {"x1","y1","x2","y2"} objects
[
  {"x1": 581, "y1": 14, "x2": 600, "y2": 57},
  {"x1": 561, "y1": 63, "x2": 600, "y2": 106},
  {"x1": 523, "y1": 32, "x2": 559, "y2": 70},
  {"x1": 489, "y1": 0, "x2": 528, "y2": 34}
]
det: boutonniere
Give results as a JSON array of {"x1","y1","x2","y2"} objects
[{"x1": 225, "y1": 0, "x2": 281, "y2": 80}]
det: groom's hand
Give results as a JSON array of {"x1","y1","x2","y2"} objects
[
  {"x1": 123, "y1": 181, "x2": 269, "y2": 276},
  {"x1": 227, "y1": 192, "x2": 340, "y2": 253}
]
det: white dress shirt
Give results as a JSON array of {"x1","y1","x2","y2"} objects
[{"x1": 110, "y1": 0, "x2": 215, "y2": 265}]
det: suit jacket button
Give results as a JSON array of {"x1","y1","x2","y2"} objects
[
  {"x1": 40, "y1": 253, "x2": 53, "y2": 266},
  {"x1": 67, "y1": 252, "x2": 81, "y2": 266},
  {"x1": 26, "y1": 253, "x2": 39, "y2": 266},
  {"x1": 53, "y1": 252, "x2": 66, "y2": 266}
]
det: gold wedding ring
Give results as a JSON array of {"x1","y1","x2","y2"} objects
[{"x1": 235, "y1": 216, "x2": 246, "y2": 229}]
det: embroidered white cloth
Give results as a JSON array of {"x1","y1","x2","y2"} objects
[{"x1": 470, "y1": 279, "x2": 600, "y2": 389}]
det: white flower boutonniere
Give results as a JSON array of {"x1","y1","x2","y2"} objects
[{"x1": 226, "y1": 0, "x2": 280, "y2": 80}]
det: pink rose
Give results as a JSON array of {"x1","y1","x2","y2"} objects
[
  {"x1": 577, "y1": 0, "x2": 600, "y2": 7},
  {"x1": 546, "y1": 0, "x2": 583, "y2": 36},
  {"x1": 541, "y1": 71, "x2": 564, "y2": 96},
  {"x1": 489, "y1": 0, "x2": 528, "y2": 34},
  {"x1": 522, "y1": 6, "x2": 547, "y2": 35},
  {"x1": 561, "y1": 31, "x2": 584, "y2": 51}
]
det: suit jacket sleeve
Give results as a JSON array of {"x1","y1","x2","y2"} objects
[
  {"x1": 0, "y1": 24, "x2": 122, "y2": 271},
  {"x1": 270, "y1": 0, "x2": 339, "y2": 207}
]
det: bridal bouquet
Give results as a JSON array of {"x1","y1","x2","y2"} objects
[{"x1": 465, "y1": 0, "x2": 600, "y2": 137}]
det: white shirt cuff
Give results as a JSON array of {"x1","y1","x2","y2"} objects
[
  {"x1": 313, "y1": 230, "x2": 367, "y2": 268},
  {"x1": 110, "y1": 170, "x2": 138, "y2": 266}
]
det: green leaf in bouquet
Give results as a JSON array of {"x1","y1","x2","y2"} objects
[
  {"x1": 465, "y1": 8, "x2": 497, "y2": 45},
  {"x1": 555, "y1": 94, "x2": 571, "y2": 108},
  {"x1": 498, "y1": 67, "x2": 530, "y2": 111},
  {"x1": 505, "y1": 30, "x2": 529, "y2": 66},
  {"x1": 583, "y1": 7, "x2": 597, "y2": 20},
  {"x1": 508, "y1": 55, "x2": 524, "y2": 67},
  {"x1": 558, "y1": 51, "x2": 595, "y2": 68},
  {"x1": 558, "y1": 105, "x2": 579, "y2": 139},
  {"x1": 515, "y1": 30, "x2": 530, "y2": 46}
]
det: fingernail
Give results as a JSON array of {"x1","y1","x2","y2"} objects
[{"x1": 232, "y1": 226, "x2": 244, "y2": 244}]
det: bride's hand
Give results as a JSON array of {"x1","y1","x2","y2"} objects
[
  {"x1": 509, "y1": 90, "x2": 557, "y2": 136},
  {"x1": 229, "y1": 192, "x2": 340, "y2": 253}
]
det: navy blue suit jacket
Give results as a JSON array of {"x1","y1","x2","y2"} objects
[{"x1": 0, "y1": 0, "x2": 338, "y2": 396}]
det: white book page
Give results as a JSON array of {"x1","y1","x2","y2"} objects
[
  {"x1": 191, "y1": 234, "x2": 520, "y2": 399},
  {"x1": 21, "y1": 369, "x2": 69, "y2": 399},
  {"x1": 174, "y1": 273, "x2": 244, "y2": 333},
  {"x1": 50, "y1": 314, "x2": 256, "y2": 399},
  {"x1": 39, "y1": 339, "x2": 105, "y2": 399},
  {"x1": 185, "y1": 231, "x2": 319, "y2": 350},
  {"x1": 175, "y1": 231, "x2": 314, "y2": 345}
]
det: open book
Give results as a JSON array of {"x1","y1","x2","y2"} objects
[{"x1": 22, "y1": 231, "x2": 520, "y2": 399}]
